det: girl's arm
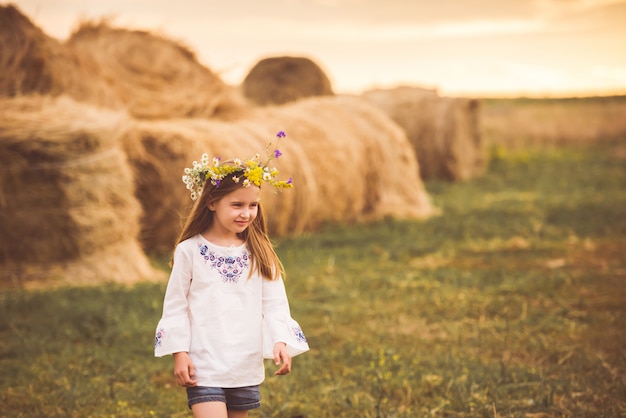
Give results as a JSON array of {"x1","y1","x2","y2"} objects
[
  {"x1": 154, "y1": 244, "x2": 194, "y2": 357},
  {"x1": 262, "y1": 276, "x2": 309, "y2": 361}
]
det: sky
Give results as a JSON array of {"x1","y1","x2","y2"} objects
[{"x1": 10, "y1": 0, "x2": 626, "y2": 97}]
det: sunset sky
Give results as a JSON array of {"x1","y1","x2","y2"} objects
[{"x1": 11, "y1": 0, "x2": 626, "y2": 97}]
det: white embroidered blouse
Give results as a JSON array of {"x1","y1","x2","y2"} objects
[{"x1": 154, "y1": 234, "x2": 309, "y2": 388}]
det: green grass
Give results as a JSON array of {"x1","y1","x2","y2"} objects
[{"x1": 1, "y1": 145, "x2": 625, "y2": 417}]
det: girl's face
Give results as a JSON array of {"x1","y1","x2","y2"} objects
[{"x1": 207, "y1": 185, "x2": 261, "y2": 237}]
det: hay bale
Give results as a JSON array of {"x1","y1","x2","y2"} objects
[
  {"x1": 0, "y1": 4, "x2": 118, "y2": 106},
  {"x1": 67, "y1": 22, "x2": 245, "y2": 119},
  {"x1": 242, "y1": 56, "x2": 334, "y2": 106},
  {"x1": 0, "y1": 96, "x2": 160, "y2": 288},
  {"x1": 362, "y1": 86, "x2": 485, "y2": 181},
  {"x1": 0, "y1": 5, "x2": 244, "y2": 119},
  {"x1": 256, "y1": 96, "x2": 435, "y2": 234},
  {"x1": 121, "y1": 96, "x2": 434, "y2": 251}
]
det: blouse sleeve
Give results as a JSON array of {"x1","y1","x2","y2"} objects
[
  {"x1": 262, "y1": 276, "x2": 309, "y2": 359},
  {"x1": 154, "y1": 244, "x2": 193, "y2": 357}
]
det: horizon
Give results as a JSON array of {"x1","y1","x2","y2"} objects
[{"x1": 9, "y1": 0, "x2": 626, "y2": 98}]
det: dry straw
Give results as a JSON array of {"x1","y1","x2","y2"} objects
[
  {"x1": 0, "y1": 96, "x2": 161, "y2": 288},
  {"x1": 66, "y1": 22, "x2": 245, "y2": 119},
  {"x1": 0, "y1": 4, "x2": 117, "y2": 106},
  {"x1": 362, "y1": 86, "x2": 485, "y2": 181},
  {"x1": 0, "y1": 5, "x2": 244, "y2": 120},
  {"x1": 242, "y1": 56, "x2": 334, "y2": 106},
  {"x1": 121, "y1": 96, "x2": 435, "y2": 252}
]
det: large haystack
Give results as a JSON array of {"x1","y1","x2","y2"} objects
[
  {"x1": 67, "y1": 22, "x2": 244, "y2": 119},
  {"x1": 0, "y1": 4, "x2": 118, "y2": 106},
  {"x1": 362, "y1": 86, "x2": 485, "y2": 181},
  {"x1": 121, "y1": 96, "x2": 434, "y2": 252},
  {"x1": 242, "y1": 56, "x2": 334, "y2": 106},
  {"x1": 256, "y1": 96, "x2": 435, "y2": 233},
  {"x1": 0, "y1": 5, "x2": 244, "y2": 120},
  {"x1": 0, "y1": 96, "x2": 160, "y2": 288}
]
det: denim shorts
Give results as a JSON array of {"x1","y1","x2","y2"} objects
[{"x1": 186, "y1": 385, "x2": 261, "y2": 410}]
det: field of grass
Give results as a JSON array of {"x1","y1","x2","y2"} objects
[{"x1": 1, "y1": 143, "x2": 625, "y2": 417}]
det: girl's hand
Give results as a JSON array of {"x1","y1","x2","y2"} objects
[
  {"x1": 273, "y1": 342, "x2": 291, "y2": 375},
  {"x1": 173, "y1": 352, "x2": 198, "y2": 387}
]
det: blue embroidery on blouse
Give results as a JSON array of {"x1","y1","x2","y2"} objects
[
  {"x1": 199, "y1": 244, "x2": 210, "y2": 259},
  {"x1": 199, "y1": 244, "x2": 249, "y2": 283},
  {"x1": 154, "y1": 328, "x2": 164, "y2": 349},
  {"x1": 292, "y1": 326, "x2": 307, "y2": 344}
]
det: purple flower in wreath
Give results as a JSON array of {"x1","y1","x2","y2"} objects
[
  {"x1": 274, "y1": 149, "x2": 283, "y2": 158},
  {"x1": 276, "y1": 131, "x2": 286, "y2": 138}
]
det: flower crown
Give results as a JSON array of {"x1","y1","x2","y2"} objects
[{"x1": 182, "y1": 131, "x2": 294, "y2": 200}]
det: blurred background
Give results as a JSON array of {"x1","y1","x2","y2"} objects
[{"x1": 12, "y1": 0, "x2": 626, "y2": 97}]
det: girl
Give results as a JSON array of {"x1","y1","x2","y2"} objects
[{"x1": 154, "y1": 132, "x2": 308, "y2": 418}]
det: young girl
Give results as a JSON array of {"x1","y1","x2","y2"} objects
[{"x1": 154, "y1": 132, "x2": 308, "y2": 418}]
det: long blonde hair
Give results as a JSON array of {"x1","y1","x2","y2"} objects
[{"x1": 173, "y1": 172, "x2": 285, "y2": 281}]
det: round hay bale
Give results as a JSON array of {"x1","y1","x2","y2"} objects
[
  {"x1": 435, "y1": 97, "x2": 483, "y2": 180},
  {"x1": 0, "y1": 4, "x2": 118, "y2": 106},
  {"x1": 362, "y1": 86, "x2": 485, "y2": 181},
  {"x1": 254, "y1": 96, "x2": 435, "y2": 234},
  {"x1": 121, "y1": 96, "x2": 434, "y2": 251},
  {"x1": 0, "y1": 96, "x2": 160, "y2": 288},
  {"x1": 67, "y1": 22, "x2": 245, "y2": 119},
  {"x1": 242, "y1": 56, "x2": 334, "y2": 106}
]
